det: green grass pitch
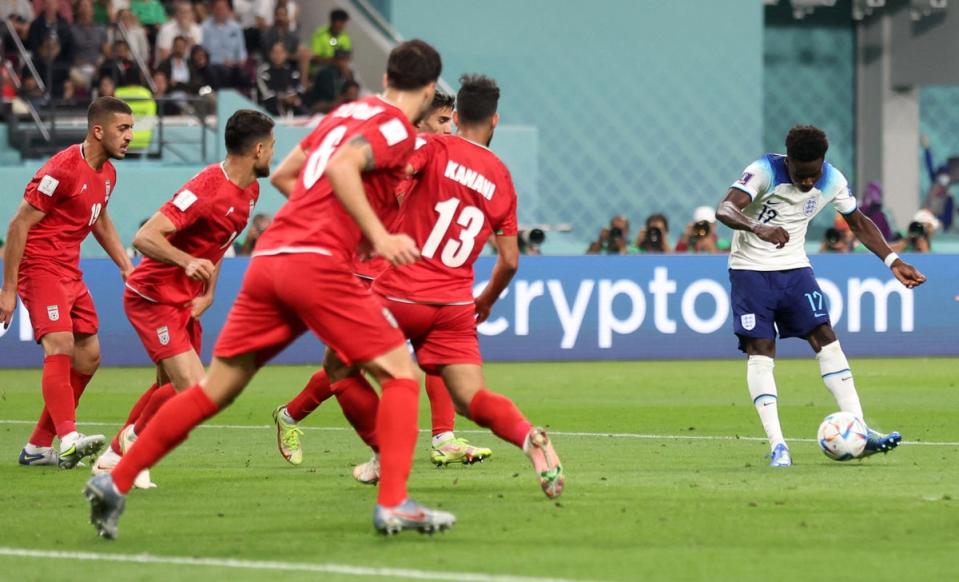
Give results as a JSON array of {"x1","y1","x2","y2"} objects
[{"x1": 0, "y1": 359, "x2": 957, "y2": 581}]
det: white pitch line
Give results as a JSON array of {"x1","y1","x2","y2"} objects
[
  {"x1": 0, "y1": 547, "x2": 590, "y2": 582},
  {"x1": 1, "y1": 419, "x2": 957, "y2": 447}
]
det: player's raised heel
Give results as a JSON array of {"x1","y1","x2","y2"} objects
[
  {"x1": 18, "y1": 445, "x2": 59, "y2": 466},
  {"x1": 273, "y1": 405, "x2": 304, "y2": 465},
  {"x1": 373, "y1": 499, "x2": 456, "y2": 536},
  {"x1": 353, "y1": 453, "x2": 380, "y2": 484},
  {"x1": 59, "y1": 433, "x2": 106, "y2": 469},
  {"x1": 861, "y1": 429, "x2": 902, "y2": 458},
  {"x1": 768, "y1": 443, "x2": 792, "y2": 467},
  {"x1": 523, "y1": 427, "x2": 565, "y2": 498},
  {"x1": 84, "y1": 474, "x2": 126, "y2": 540},
  {"x1": 430, "y1": 436, "x2": 493, "y2": 467}
]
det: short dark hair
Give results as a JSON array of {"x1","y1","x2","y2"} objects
[
  {"x1": 429, "y1": 91, "x2": 455, "y2": 113},
  {"x1": 87, "y1": 96, "x2": 132, "y2": 128},
  {"x1": 330, "y1": 8, "x2": 349, "y2": 23},
  {"x1": 339, "y1": 79, "x2": 360, "y2": 96},
  {"x1": 646, "y1": 213, "x2": 668, "y2": 231},
  {"x1": 173, "y1": 35, "x2": 188, "y2": 45},
  {"x1": 786, "y1": 125, "x2": 828, "y2": 162},
  {"x1": 225, "y1": 109, "x2": 275, "y2": 155},
  {"x1": 386, "y1": 39, "x2": 441, "y2": 91},
  {"x1": 456, "y1": 74, "x2": 499, "y2": 125}
]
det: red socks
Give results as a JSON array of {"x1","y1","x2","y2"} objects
[
  {"x1": 29, "y1": 367, "x2": 94, "y2": 447},
  {"x1": 425, "y1": 373, "x2": 455, "y2": 436},
  {"x1": 468, "y1": 389, "x2": 532, "y2": 448},
  {"x1": 112, "y1": 385, "x2": 218, "y2": 494},
  {"x1": 40, "y1": 354, "x2": 77, "y2": 438},
  {"x1": 375, "y1": 378, "x2": 419, "y2": 507},
  {"x1": 286, "y1": 369, "x2": 334, "y2": 422},
  {"x1": 332, "y1": 374, "x2": 380, "y2": 451},
  {"x1": 133, "y1": 383, "x2": 177, "y2": 434}
]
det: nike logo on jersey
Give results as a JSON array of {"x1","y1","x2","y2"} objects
[
  {"x1": 766, "y1": 199, "x2": 782, "y2": 205},
  {"x1": 444, "y1": 161, "x2": 495, "y2": 200},
  {"x1": 80, "y1": 184, "x2": 88, "y2": 193}
]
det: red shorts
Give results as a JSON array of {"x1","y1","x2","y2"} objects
[
  {"x1": 18, "y1": 268, "x2": 98, "y2": 341},
  {"x1": 214, "y1": 254, "x2": 406, "y2": 367},
  {"x1": 380, "y1": 297, "x2": 482, "y2": 374},
  {"x1": 124, "y1": 289, "x2": 202, "y2": 363}
]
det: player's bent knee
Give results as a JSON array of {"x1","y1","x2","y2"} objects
[{"x1": 41, "y1": 332, "x2": 76, "y2": 357}]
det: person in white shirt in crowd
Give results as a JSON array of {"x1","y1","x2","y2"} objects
[{"x1": 155, "y1": 0, "x2": 202, "y2": 66}]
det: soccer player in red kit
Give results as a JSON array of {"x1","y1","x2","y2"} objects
[
  {"x1": 91, "y1": 110, "x2": 275, "y2": 488},
  {"x1": 377, "y1": 74, "x2": 565, "y2": 497},
  {"x1": 84, "y1": 40, "x2": 450, "y2": 539},
  {"x1": 272, "y1": 90, "x2": 495, "y2": 477},
  {"x1": 1, "y1": 97, "x2": 134, "y2": 469}
]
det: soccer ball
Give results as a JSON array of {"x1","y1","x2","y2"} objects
[{"x1": 817, "y1": 412, "x2": 868, "y2": 461}]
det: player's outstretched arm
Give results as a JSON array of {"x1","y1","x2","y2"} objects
[
  {"x1": 92, "y1": 208, "x2": 134, "y2": 280},
  {"x1": 716, "y1": 189, "x2": 789, "y2": 249},
  {"x1": 475, "y1": 235, "x2": 519, "y2": 324},
  {"x1": 133, "y1": 212, "x2": 215, "y2": 281},
  {"x1": 843, "y1": 209, "x2": 927, "y2": 289},
  {"x1": 325, "y1": 135, "x2": 419, "y2": 266},
  {"x1": 1, "y1": 202, "x2": 46, "y2": 328},
  {"x1": 270, "y1": 145, "x2": 306, "y2": 198}
]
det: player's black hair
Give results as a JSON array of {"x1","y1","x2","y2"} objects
[
  {"x1": 87, "y1": 96, "x2": 133, "y2": 128},
  {"x1": 456, "y1": 74, "x2": 499, "y2": 125},
  {"x1": 330, "y1": 8, "x2": 349, "y2": 23},
  {"x1": 225, "y1": 109, "x2": 275, "y2": 155},
  {"x1": 785, "y1": 125, "x2": 829, "y2": 162},
  {"x1": 386, "y1": 39, "x2": 442, "y2": 91},
  {"x1": 429, "y1": 91, "x2": 455, "y2": 113}
]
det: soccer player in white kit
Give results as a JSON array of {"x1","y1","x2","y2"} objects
[{"x1": 715, "y1": 125, "x2": 927, "y2": 467}]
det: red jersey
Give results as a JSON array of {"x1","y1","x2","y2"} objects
[
  {"x1": 20, "y1": 144, "x2": 117, "y2": 278},
  {"x1": 374, "y1": 135, "x2": 518, "y2": 304},
  {"x1": 254, "y1": 96, "x2": 416, "y2": 264},
  {"x1": 126, "y1": 164, "x2": 259, "y2": 305}
]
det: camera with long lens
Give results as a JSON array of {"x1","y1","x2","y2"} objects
[
  {"x1": 825, "y1": 227, "x2": 842, "y2": 245},
  {"x1": 907, "y1": 221, "x2": 928, "y2": 240},
  {"x1": 640, "y1": 226, "x2": 664, "y2": 252},
  {"x1": 518, "y1": 228, "x2": 546, "y2": 254},
  {"x1": 691, "y1": 220, "x2": 711, "y2": 240}
]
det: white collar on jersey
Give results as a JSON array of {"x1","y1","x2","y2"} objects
[{"x1": 452, "y1": 134, "x2": 491, "y2": 152}]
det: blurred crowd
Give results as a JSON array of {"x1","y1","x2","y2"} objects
[{"x1": 0, "y1": 1, "x2": 361, "y2": 116}]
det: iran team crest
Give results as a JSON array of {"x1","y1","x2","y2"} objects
[
  {"x1": 741, "y1": 313, "x2": 756, "y2": 331},
  {"x1": 157, "y1": 326, "x2": 170, "y2": 346},
  {"x1": 803, "y1": 197, "x2": 818, "y2": 217},
  {"x1": 47, "y1": 305, "x2": 60, "y2": 321}
]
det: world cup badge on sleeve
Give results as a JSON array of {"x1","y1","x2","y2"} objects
[
  {"x1": 47, "y1": 305, "x2": 60, "y2": 321},
  {"x1": 803, "y1": 197, "x2": 818, "y2": 217},
  {"x1": 157, "y1": 326, "x2": 170, "y2": 346},
  {"x1": 741, "y1": 313, "x2": 756, "y2": 331}
]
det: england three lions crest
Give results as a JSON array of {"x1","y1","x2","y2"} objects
[
  {"x1": 803, "y1": 197, "x2": 818, "y2": 217},
  {"x1": 740, "y1": 314, "x2": 756, "y2": 331}
]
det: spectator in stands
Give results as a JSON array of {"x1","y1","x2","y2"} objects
[
  {"x1": 91, "y1": 0, "x2": 113, "y2": 25},
  {"x1": 859, "y1": 181, "x2": 899, "y2": 243},
  {"x1": 276, "y1": 0, "x2": 299, "y2": 31},
  {"x1": 587, "y1": 215, "x2": 630, "y2": 255},
  {"x1": 260, "y1": 3, "x2": 310, "y2": 81},
  {"x1": 152, "y1": 69, "x2": 181, "y2": 114},
  {"x1": 233, "y1": 0, "x2": 272, "y2": 57},
  {"x1": 24, "y1": 32, "x2": 73, "y2": 99},
  {"x1": 236, "y1": 213, "x2": 271, "y2": 255},
  {"x1": 30, "y1": 0, "x2": 70, "y2": 22},
  {"x1": 820, "y1": 226, "x2": 850, "y2": 253},
  {"x1": 256, "y1": 39, "x2": 305, "y2": 117},
  {"x1": 675, "y1": 206, "x2": 727, "y2": 253},
  {"x1": 93, "y1": 72, "x2": 114, "y2": 97},
  {"x1": 895, "y1": 209, "x2": 939, "y2": 253},
  {"x1": 188, "y1": 43, "x2": 214, "y2": 90},
  {"x1": 70, "y1": 0, "x2": 108, "y2": 93},
  {"x1": 921, "y1": 134, "x2": 955, "y2": 231},
  {"x1": 28, "y1": 0, "x2": 72, "y2": 63},
  {"x1": 201, "y1": 0, "x2": 247, "y2": 89},
  {"x1": 155, "y1": 0, "x2": 201, "y2": 65},
  {"x1": 112, "y1": 8, "x2": 149, "y2": 65},
  {"x1": 158, "y1": 35, "x2": 197, "y2": 94},
  {"x1": 1, "y1": 0, "x2": 34, "y2": 42},
  {"x1": 98, "y1": 38, "x2": 145, "y2": 86},
  {"x1": 307, "y1": 48, "x2": 352, "y2": 113},
  {"x1": 311, "y1": 8, "x2": 350, "y2": 65},
  {"x1": 633, "y1": 214, "x2": 671, "y2": 254},
  {"x1": 339, "y1": 79, "x2": 359, "y2": 104}
]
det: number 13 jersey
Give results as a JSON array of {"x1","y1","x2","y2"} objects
[
  {"x1": 374, "y1": 134, "x2": 518, "y2": 305},
  {"x1": 729, "y1": 153, "x2": 856, "y2": 272}
]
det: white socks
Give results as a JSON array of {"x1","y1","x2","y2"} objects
[
  {"x1": 279, "y1": 407, "x2": 296, "y2": 425},
  {"x1": 747, "y1": 355, "x2": 785, "y2": 450},
  {"x1": 432, "y1": 431, "x2": 455, "y2": 447},
  {"x1": 817, "y1": 341, "x2": 864, "y2": 420}
]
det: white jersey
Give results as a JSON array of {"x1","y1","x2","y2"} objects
[{"x1": 728, "y1": 154, "x2": 857, "y2": 271}]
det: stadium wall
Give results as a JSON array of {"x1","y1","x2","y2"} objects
[
  {"x1": 384, "y1": 0, "x2": 765, "y2": 237},
  {"x1": 0, "y1": 254, "x2": 955, "y2": 368}
]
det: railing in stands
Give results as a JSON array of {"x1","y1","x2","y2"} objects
[{"x1": 115, "y1": 21, "x2": 158, "y2": 94}]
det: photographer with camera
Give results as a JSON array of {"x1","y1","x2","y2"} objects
[
  {"x1": 820, "y1": 227, "x2": 850, "y2": 253},
  {"x1": 675, "y1": 206, "x2": 725, "y2": 253},
  {"x1": 518, "y1": 228, "x2": 545, "y2": 255},
  {"x1": 894, "y1": 209, "x2": 939, "y2": 253},
  {"x1": 586, "y1": 215, "x2": 630, "y2": 255},
  {"x1": 632, "y1": 213, "x2": 671, "y2": 254}
]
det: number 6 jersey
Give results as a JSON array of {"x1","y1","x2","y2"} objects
[
  {"x1": 374, "y1": 134, "x2": 518, "y2": 305},
  {"x1": 728, "y1": 153, "x2": 857, "y2": 272},
  {"x1": 20, "y1": 144, "x2": 118, "y2": 279}
]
